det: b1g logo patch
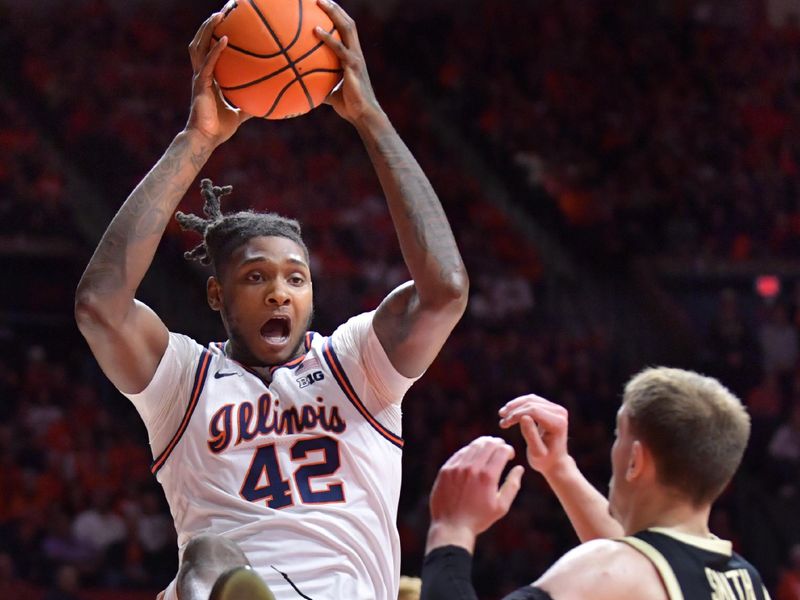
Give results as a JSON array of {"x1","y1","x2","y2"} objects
[{"x1": 297, "y1": 371, "x2": 325, "y2": 388}]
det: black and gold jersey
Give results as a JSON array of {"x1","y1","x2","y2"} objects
[{"x1": 618, "y1": 528, "x2": 771, "y2": 600}]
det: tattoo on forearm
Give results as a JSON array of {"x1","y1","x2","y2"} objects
[
  {"x1": 368, "y1": 132, "x2": 463, "y2": 280},
  {"x1": 80, "y1": 228, "x2": 128, "y2": 295},
  {"x1": 190, "y1": 145, "x2": 208, "y2": 171},
  {"x1": 79, "y1": 135, "x2": 210, "y2": 296}
]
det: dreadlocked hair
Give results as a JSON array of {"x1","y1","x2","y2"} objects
[{"x1": 175, "y1": 178, "x2": 308, "y2": 273}]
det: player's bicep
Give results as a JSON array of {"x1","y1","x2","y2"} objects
[
  {"x1": 533, "y1": 539, "x2": 668, "y2": 600},
  {"x1": 80, "y1": 299, "x2": 169, "y2": 394},
  {"x1": 373, "y1": 280, "x2": 463, "y2": 378}
]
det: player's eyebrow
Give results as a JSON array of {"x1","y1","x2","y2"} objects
[
  {"x1": 285, "y1": 257, "x2": 309, "y2": 268},
  {"x1": 240, "y1": 256, "x2": 309, "y2": 269}
]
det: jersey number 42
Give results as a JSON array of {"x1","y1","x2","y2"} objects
[{"x1": 240, "y1": 435, "x2": 344, "y2": 508}]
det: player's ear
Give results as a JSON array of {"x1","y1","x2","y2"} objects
[
  {"x1": 207, "y1": 276, "x2": 223, "y2": 311},
  {"x1": 625, "y1": 440, "x2": 645, "y2": 482}
]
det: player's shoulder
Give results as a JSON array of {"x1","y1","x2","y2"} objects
[
  {"x1": 730, "y1": 550, "x2": 770, "y2": 594},
  {"x1": 161, "y1": 332, "x2": 219, "y2": 375},
  {"x1": 730, "y1": 549, "x2": 762, "y2": 572},
  {"x1": 167, "y1": 331, "x2": 212, "y2": 357},
  {"x1": 534, "y1": 538, "x2": 668, "y2": 600},
  {"x1": 328, "y1": 311, "x2": 376, "y2": 353},
  {"x1": 169, "y1": 330, "x2": 206, "y2": 350},
  {"x1": 332, "y1": 311, "x2": 375, "y2": 336}
]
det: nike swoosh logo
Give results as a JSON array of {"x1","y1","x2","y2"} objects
[{"x1": 214, "y1": 371, "x2": 238, "y2": 379}]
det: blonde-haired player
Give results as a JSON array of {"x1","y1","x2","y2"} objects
[{"x1": 421, "y1": 367, "x2": 770, "y2": 600}]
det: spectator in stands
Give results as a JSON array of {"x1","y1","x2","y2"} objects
[
  {"x1": 0, "y1": 551, "x2": 39, "y2": 599},
  {"x1": 768, "y1": 402, "x2": 800, "y2": 491},
  {"x1": 707, "y1": 289, "x2": 760, "y2": 394},
  {"x1": 40, "y1": 511, "x2": 97, "y2": 577},
  {"x1": 43, "y1": 565, "x2": 81, "y2": 600},
  {"x1": 71, "y1": 490, "x2": 126, "y2": 564},
  {"x1": 136, "y1": 490, "x2": 176, "y2": 587},
  {"x1": 746, "y1": 373, "x2": 784, "y2": 463},
  {"x1": 759, "y1": 304, "x2": 799, "y2": 378}
]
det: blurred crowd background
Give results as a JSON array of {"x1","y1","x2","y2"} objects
[{"x1": 2, "y1": 0, "x2": 800, "y2": 598}]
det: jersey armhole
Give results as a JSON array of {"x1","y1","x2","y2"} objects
[
  {"x1": 321, "y1": 337, "x2": 404, "y2": 449},
  {"x1": 616, "y1": 537, "x2": 684, "y2": 600},
  {"x1": 150, "y1": 348, "x2": 213, "y2": 474}
]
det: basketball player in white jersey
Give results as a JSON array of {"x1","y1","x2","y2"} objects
[
  {"x1": 421, "y1": 368, "x2": 771, "y2": 600},
  {"x1": 74, "y1": 1, "x2": 468, "y2": 599}
]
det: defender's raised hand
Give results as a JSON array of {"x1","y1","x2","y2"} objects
[
  {"x1": 426, "y1": 437, "x2": 524, "y2": 554},
  {"x1": 186, "y1": 13, "x2": 250, "y2": 146},
  {"x1": 314, "y1": 0, "x2": 382, "y2": 124},
  {"x1": 499, "y1": 395, "x2": 624, "y2": 542},
  {"x1": 499, "y1": 394, "x2": 570, "y2": 478}
]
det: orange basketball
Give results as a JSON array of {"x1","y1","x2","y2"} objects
[{"x1": 213, "y1": 0, "x2": 342, "y2": 119}]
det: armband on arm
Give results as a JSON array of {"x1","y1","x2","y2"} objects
[
  {"x1": 420, "y1": 546, "x2": 479, "y2": 600},
  {"x1": 503, "y1": 586, "x2": 555, "y2": 600},
  {"x1": 421, "y1": 546, "x2": 554, "y2": 600}
]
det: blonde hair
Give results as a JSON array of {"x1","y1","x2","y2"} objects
[
  {"x1": 623, "y1": 367, "x2": 750, "y2": 505},
  {"x1": 398, "y1": 575, "x2": 422, "y2": 600}
]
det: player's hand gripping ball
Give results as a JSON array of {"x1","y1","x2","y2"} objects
[{"x1": 213, "y1": 0, "x2": 343, "y2": 119}]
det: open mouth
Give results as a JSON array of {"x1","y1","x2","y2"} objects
[{"x1": 260, "y1": 315, "x2": 291, "y2": 345}]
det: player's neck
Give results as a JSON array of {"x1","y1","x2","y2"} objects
[
  {"x1": 223, "y1": 339, "x2": 306, "y2": 373},
  {"x1": 625, "y1": 491, "x2": 712, "y2": 538}
]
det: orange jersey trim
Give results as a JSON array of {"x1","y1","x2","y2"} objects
[
  {"x1": 216, "y1": 333, "x2": 317, "y2": 384},
  {"x1": 151, "y1": 348, "x2": 213, "y2": 474},
  {"x1": 266, "y1": 332, "x2": 315, "y2": 376},
  {"x1": 321, "y1": 338, "x2": 403, "y2": 449}
]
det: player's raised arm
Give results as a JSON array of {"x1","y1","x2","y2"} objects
[
  {"x1": 314, "y1": 0, "x2": 468, "y2": 378},
  {"x1": 74, "y1": 13, "x2": 250, "y2": 394},
  {"x1": 499, "y1": 395, "x2": 624, "y2": 541}
]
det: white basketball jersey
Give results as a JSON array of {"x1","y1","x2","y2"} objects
[{"x1": 125, "y1": 312, "x2": 414, "y2": 600}]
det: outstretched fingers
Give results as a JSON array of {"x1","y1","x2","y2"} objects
[
  {"x1": 485, "y1": 443, "x2": 523, "y2": 513},
  {"x1": 499, "y1": 393, "x2": 558, "y2": 417},
  {"x1": 189, "y1": 13, "x2": 224, "y2": 72},
  {"x1": 313, "y1": 25, "x2": 348, "y2": 61},
  {"x1": 499, "y1": 395, "x2": 567, "y2": 430},
  {"x1": 316, "y1": 0, "x2": 359, "y2": 50},
  {"x1": 429, "y1": 437, "x2": 525, "y2": 544},
  {"x1": 504, "y1": 407, "x2": 566, "y2": 436},
  {"x1": 519, "y1": 414, "x2": 548, "y2": 457},
  {"x1": 485, "y1": 441, "x2": 515, "y2": 475},
  {"x1": 498, "y1": 465, "x2": 525, "y2": 513},
  {"x1": 199, "y1": 36, "x2": 228, "y2": 86}
]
